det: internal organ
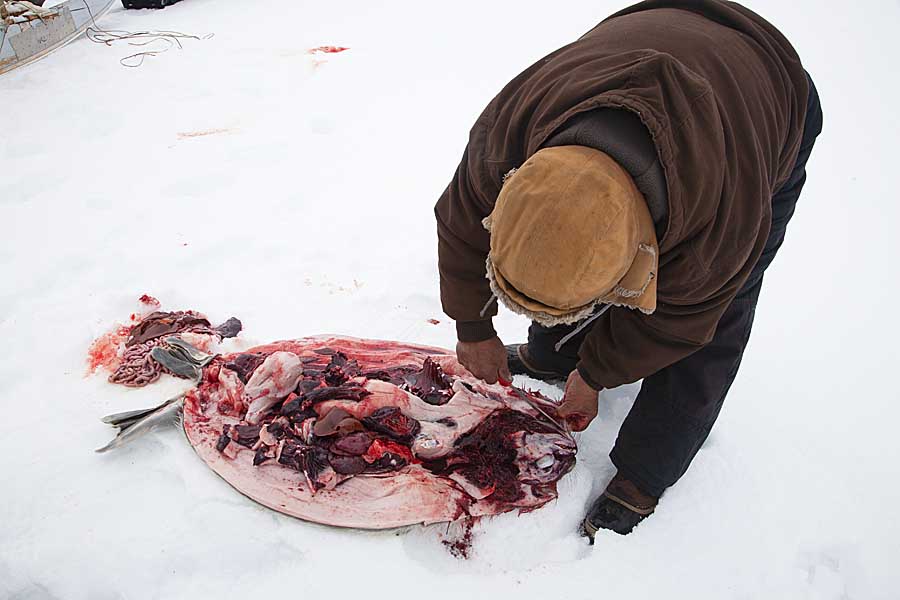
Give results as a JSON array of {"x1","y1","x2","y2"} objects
[
  {"x1": 243, "y1": 352, "x2": 305, "y2": 424},
  {"x1": 183, "y1": 336, "x2": 576, "y2": 529}
]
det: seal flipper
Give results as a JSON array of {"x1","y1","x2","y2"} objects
[{"x1": 96, "y1": 394, "x2": 185, "y2": 453}]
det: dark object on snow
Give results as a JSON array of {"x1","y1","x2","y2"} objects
[
  {"x1": 505, "y1": 344, "x2": 567, "y2": 382},
  {"x1": 583, "y1": 473, "x2": 658, "y2": 540},
  {"x1": 527, "y1": 74, "x2": 823, "y2": 498},
  {"x1": 215, "y1": 317, "x2": 243, "y2": 339},
  {"x1": 121, "y1": 0, "x2": 183, "y2": 8},
  {"x1": 436, "y1": 0, "x2": 813, "y2": 389},
  {"x1": 439, "y1": 1, "x2": 824, "y2": 502}
]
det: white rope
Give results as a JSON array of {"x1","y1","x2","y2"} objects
[
  {"x1": 553, "y1": 304, "x2": 611, "y2": 353},
  {"x1": 478, "y1": 294, "x2": 497, "y2": 318}
]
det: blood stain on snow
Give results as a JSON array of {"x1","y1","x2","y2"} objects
[
  {"x1": 87, "y1": 295, "x2": 160, "y2": 374},
  {"x1": 442, "y1": 518, "x2": 476, "y2": 559},
  {"x1": 307, "y1": 46, "x2": 350, "y2": 55},
  {"x1": 86, "y1": 325, "x2": 131, "y2": 374},
  {"x1": 427, "y1": 319, "x2": 440, "y2": 325},
  {"x1": 177, "y1": 128, "x2": 233, "y2": 140},
  {"x1": 139, "y1": 294, "x2": 160, "y2": 307}
]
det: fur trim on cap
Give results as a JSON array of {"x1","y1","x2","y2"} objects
[
  {"x1": 485, "y1": 254, "x2": 655, "y2": 326},
  {"x1": 609, "y1": 244, "x2": 656, "y2": 299}
]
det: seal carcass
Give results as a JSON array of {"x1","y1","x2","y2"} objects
[{"x1": 183, "y1": 336, "x2": 576, "y2": 529}]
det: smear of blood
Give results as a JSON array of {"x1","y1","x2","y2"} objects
[
  {"x1": 177, "y1": 128, "x2": 231, "y2": 140},
  {"x1": 86, "y1": 325, "x2": 131, "y2": 374},
  {"x1": 87, "y1": 294, "x2": 161, "y2": 374},
  {"x1": 427, "y1": 319, "x2": 440, "y2": 325},
  {"x1": 307, "y1": 46, "x2": 350, "y2": 55}
]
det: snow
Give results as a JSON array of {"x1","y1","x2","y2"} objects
[{"x1": 1, "y1": 1, "x2": 899, "y2": 598}]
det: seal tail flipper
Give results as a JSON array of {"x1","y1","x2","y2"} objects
[
  {"x1": 101, "y1": 404, "x2": 171, "y2": 426},
  {"x1": 96, "y1": 393, "x2": 186, "y2": 453}
]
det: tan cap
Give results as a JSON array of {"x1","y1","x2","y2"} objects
[{"x1": 484, "y1": 145, "x2": 659, "y2": 326}]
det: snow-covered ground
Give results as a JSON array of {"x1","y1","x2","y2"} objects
[{"x1": 2, "y1": 1, "x2": 898, "y2": 598}]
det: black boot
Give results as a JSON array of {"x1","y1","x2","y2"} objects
[
  {"x1": 583, "y1": 474, "x2": 658, "y2": 541},
  {"x1": 505, "y1": 344, "x2": 570, "y2": 383}
]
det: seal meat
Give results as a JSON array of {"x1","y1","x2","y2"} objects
[
  {"x1": 96, "y1": 328, "x2": 576, "y2": 530},
  {"x1": 181, "y1": 336, "x2": 576, "y2": 529}
]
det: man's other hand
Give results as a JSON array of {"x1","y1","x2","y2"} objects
[
  {"x1": 558, "y1": 370, "x2": 600, "y2": 431},
  {"x1": 456, "y1": 336, "x2": 511, "y2": 385}
]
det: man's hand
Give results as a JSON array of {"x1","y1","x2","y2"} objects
[
  {"x1": 456, "y1": 336, "x2": 511, "y2": 385},
  {"x1": 557, "y1": 370, "x2": 600, "y2": 431}
]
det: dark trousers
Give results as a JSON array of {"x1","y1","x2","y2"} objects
[{"x1": 527, "y1": 74, "x2": 823, "y2": 497}]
